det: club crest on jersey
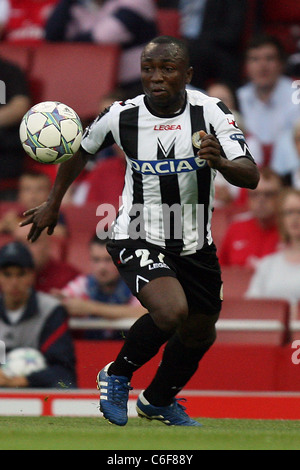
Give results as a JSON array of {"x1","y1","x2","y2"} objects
[{"x1": 192, "y1": 132, "x2": 202, "y2": 149}]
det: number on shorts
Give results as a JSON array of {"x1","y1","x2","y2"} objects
[{"x1": 135, "y1": 249, "x2": 154, "y2": 267}]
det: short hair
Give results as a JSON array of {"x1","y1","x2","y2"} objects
[
  {"x1": 89, "y1": 232, "x2": 110, "y2": 246},
  {"x1": 259, "y1": 167, "x2": 283, "y2": 186},
  {"x1": 245, "y1": 34, "x2": 287, "y2": 62},
  {"x1": 19, "y1": 171, "x2": 51, "y2": 184},
  {"x1": 144, "y1": 35, "x2": 190, "y2": 67}
]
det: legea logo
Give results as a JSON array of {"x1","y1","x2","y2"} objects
[{"x1": 0, "y1": 80, "x2": 6, "y2": 104}]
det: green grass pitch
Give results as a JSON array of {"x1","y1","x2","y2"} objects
[{"x1": 0, "y1": 417, "x2": 299, "y2": 450}]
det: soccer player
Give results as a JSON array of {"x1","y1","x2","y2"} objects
[{"x1": 21, "y1": 36, "x2": 260, "y2": 426}]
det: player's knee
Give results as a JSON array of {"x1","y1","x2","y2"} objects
[
  {"x1": 180, "y1": 326, "x2": 217, "y2": 350},
  {"x1": 153, "y1": 303, "x2": 188, "y2": 332}
]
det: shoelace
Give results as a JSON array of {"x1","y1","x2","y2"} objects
[
  {"x1": 173, "y1": 398, "x2": 190, "y2": 416},
  {"x1": 109, "y1": 378, "x2": 133, "y2": 406}
]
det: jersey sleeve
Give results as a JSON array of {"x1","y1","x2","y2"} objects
[
  {"x1": 206, "y1": 98, "x2": 256, "y2": 163},
  {"x1": 80, "y1": 106, "x2": 116, "y2": 155}
]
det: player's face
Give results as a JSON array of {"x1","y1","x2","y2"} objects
[
  {"x1": 90, "y1": 243, "x2": 120, "y2": 286},
  {"x1": 281, "y1": 194, "x2": 300, "y2": 242},
  {"x1": 141, "y1": 43, "x2": 193, "y2": 115},
  {"x1": 0, "y1": 266, "x2": 34, "y2": 310},
  {"x1": 246, "y1": 44, "x2": 283, "y2": 90}
]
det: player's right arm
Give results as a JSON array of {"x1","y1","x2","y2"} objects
[
  {"x1": 20, "y1": 148, "x2": 90, "y2": 242},
  {"x1": 20, "y1": 103, "x2": 118, "y2": 242}
]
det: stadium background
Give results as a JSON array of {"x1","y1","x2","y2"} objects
[{"x1": 1, "y1": 0, "x2": 300, "y2": 420}]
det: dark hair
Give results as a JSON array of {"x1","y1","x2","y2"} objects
[
  {"x1": 20, "y1": 170, "x2": 51, "y2": 182},
  {"x1": 144, "y1": 35, "x2": 190, "y2": 66},
  {"x1": 89, "y1": 232, "x2": 111, "y2": 246},
  {"x1": 246, "y1": 34, "x2": 287, "y2": 62}
]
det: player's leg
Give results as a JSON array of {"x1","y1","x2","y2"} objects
[
  {"x1": 140, "y1": 311, "x2": 219, "y2": 407},
  {"x1": 98, "y1": 274, "x2": 189, "y2": 426},
  {"x1": 135, "y1": 312, "x2": 219, "y2": 426},
  {"x1": 136, "y1": 248, "x2": 222, "y2": 426},
  {"x1": 108, "y1": 275, "x2": 188, "y2": 379}
]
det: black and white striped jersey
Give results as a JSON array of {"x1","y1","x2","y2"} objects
[{"x1": 81, "y1": 88, "x2": 255, "y2": 255}]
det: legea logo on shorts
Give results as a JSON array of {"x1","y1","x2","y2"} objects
[
  {"x1": 0, "y1": 81, "x2": 6, "y2": 104},
  {"x1": 0, "y1": 341, "x2": 6, "y2": 365}
]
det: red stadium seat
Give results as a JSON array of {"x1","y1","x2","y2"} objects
[
  {"x1": 29, "y1": 43, "x2": 120, "y2": 121},
  {"x1": 156, "y1": 9, "x2": 181, "y2": 38},
  {"x1": 211, "y1": 208, "x2": 232, "y2": 249},
  {"x1": 0, "y1": 43, "x2": 32, "y2": 72},
  {"x1": 262, "y1": 0, "x2": 300, "y2": 54},
  {"x1": 290, "y1": 303, "x2": 300, "y2": 342},
  {"x1": 63, "y1": 203, "x2": 99, "y2": 240},
  {"x1": 221, "y1": 266, "x2": 253, "y2": 299},
  {"x1": 262, "y1": 0, "x2": 300, "y2": 23},
  {"x1": 217, "y1": 298, "x2": 290, "y2": 346}
]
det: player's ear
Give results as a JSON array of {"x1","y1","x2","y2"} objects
[{"x1": 186, "y1": 66, "x2": 193, "y2": 85}]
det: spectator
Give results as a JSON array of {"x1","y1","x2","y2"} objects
[
  {"x1": 0, "y1": 241, "x2": 77, "y2": 388},
  {"x1": 52, "y1": 235, "x2": 147, "y2": 339},
  {"x1": 0, "y1": 55, "x2": 31, "y2": 200},
  {"x1": 237, "y1": 34, "x2": 300, "y2": 163},
  {"x1": 0, "y1": 0, "x2": 10, "y2": 38},
  {"x1": 218, "y1": 168, "x2": 283, "y2": 269},
  {"x1": 207, "y1": 81, "x2": 264, "y2": 208},
  {"x1": 246, "y1": 188, "x2": 300, "y2": 307},
  {"x1": 179, "y1": 0, "x2": 248, "y2": 90},
  {"x1": 0, "y1": 171, "x2": 68, "y2": 239},
  {"x1": 71, "y1": 90, "x2": 127, "y2": 207},
  {"x1": 271, "y1": 119, "x2": 300, "y2": 188},
  {"x1": 14, "y1": 225, "x2": 79, "y2": 294},
  {"x1": 3, "y1": 0, "x2": 58, "y2": 44},
  {"x1": 45, "y1": 0, "x2": 158, "y2": 98}
]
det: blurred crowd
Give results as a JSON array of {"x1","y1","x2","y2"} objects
[{"x1": 1, "y1": 0, "x2": 300, "y2": 388}]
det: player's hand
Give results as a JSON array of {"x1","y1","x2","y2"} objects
[
  {"x1": 197, "y1": 131, "x2": 224, "y2": 170},
  {"x1": 19, "y1": 201, "x2": 59, "y2": 242}
]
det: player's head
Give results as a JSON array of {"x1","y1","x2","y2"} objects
[
  {"x1": 0, "y1": 242, "x2": 35, "y2": 310},
  {"x1": 141, "y1": 36, "x2": 193, "y2": 115},
  {"x1": 89, "y1": 234, "x2": 120, "y2": 287},
  {"x1": 244, "y1": 34, "x2": 286, "y2": 90}
]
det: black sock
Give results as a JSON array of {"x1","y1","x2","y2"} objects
[
  {"x1": 143, "y1": 333, "x2": 213, "y2": 407},
  {"x1": 108, "y1": 314, "x2": 173, "y2": 380}
]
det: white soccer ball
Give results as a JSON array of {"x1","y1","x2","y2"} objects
[
  {"x1": 1, "y1": 347, "x2": 47, "y2": 377},
  {"x1": 19, "y1": 101, "x2": 83, "y2": 164}
]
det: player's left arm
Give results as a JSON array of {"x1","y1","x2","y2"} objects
[{"x1": 198, "y1": 131, "x2": 260, "y2": 189}]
